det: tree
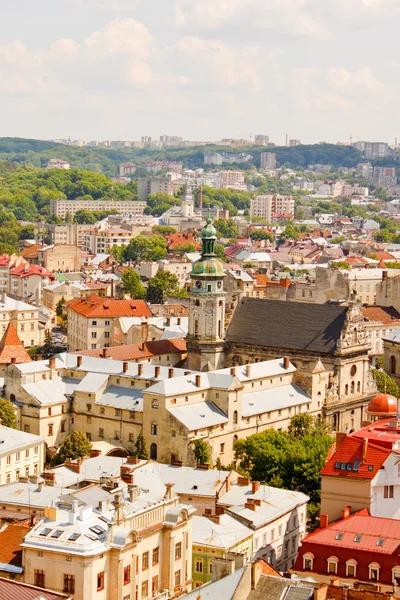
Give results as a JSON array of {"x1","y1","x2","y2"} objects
[
  {"x1": 110, "y1": 245, "x2": 125, "y2": 264},
  {"x1": 0, "y1": 397, "x2": 17, "y2": 428},
  {"x1": 52, "y1": 431, "x2": 92, "y2": 466},
  {"x1": 214, "y1": 218, "x2": 239, "y2": 239},
  {"x1": 172, "y1": 242, "x2": 197, "y2": 256},
  {"x1": 374, "y1": 229, "x2": 393, "y2": 243},
  {"x1": 56, "y1": 296, "x2": 65, "y2": 317},
  {"x1": 152, "y1": 225, "x2": 177, "y2": 235},
  {"x1": 278, "y1": 225, "x2": 299, "y2": 244},
  {"x1": 146, "y1": 271, "x2": 182, "y2": 304},
  {"x1": 193, "y1": 438, "x2": 211, "y2": 465},
  {"x1": 330, "y1": 261, "x2": 350, "y2": 270},
  {"x1": 123, "y1": 235, "x2": 167, "y2": 262},
  {"x1": 135, "y1": 429, "x2": 148, "y2": 459},
  {"x1": 250, "y1": 230, "x2": 274, "y2": 242},
  {"x1": 215, "y1": 243, "x2": 226, "y2": 260},
  {"x1": 371, "y1": 368, "x2": 399, "y2": 397},
  {"x1": 121, "y1": 268, "x2": 146, "y2": 299}
]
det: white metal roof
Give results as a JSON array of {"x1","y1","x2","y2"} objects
[
  {"x1": 168, "y1": 401, "x2": 228, "y2": 430},
  {"x1": 192, "y1": 514, "x2": 252, "y2": 549},
  {"x1": 0, "y1": 425, "x2": 44, "y2": 455},
  {"x1": 242, "y1": 384, "x2": 310, "y2": 417}
]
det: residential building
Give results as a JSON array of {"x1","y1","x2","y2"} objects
[
  {"x1": 361, "y1": 306, "x2": 400, "y2": 360},
  {"x1": 161, "y1": 188, "x2": 204, "y2": 232},
  {"x1": 66, "y1": 294, "x2": 153, "y2": 351},
  {"x1": 119, "y1": 162, "x2": 136, "y2": 176},
  {"x1": 292, "y1": 508, "x2": 400, "y2": 593},
  {"x1": 0, "y1": 424, "x2": 45, "y2": 485},
  {"x1": 289, "y1": 139, "x2": 301, "y2": 147},
  {"x1": 112, "y1": 315, "x2": 188, "y2": 346},
  {"x1": 22, "y1": 471, "x2": 193, "y2": 600},
  {"x1": 254, "y1": 134, "x2": 269, "y2": 145},
  {"x1": 50, "y1": 199, "x2": 146, "y2": 219},
  {"x1": 216, "y1": 171, "x2": 245, "y2": 188},
  {"x1": 145, "y1": 161, "x2": 183, "y2": 173},
  {"x1": 83, "y1": 228, "x2": 134, "y2": 254},
  {"x1": 137, "y1": 176, "x2": 173, "y2": 201},
  {"x1": 0, "y1": 254, "x2": 27, "y2": 292},
  {"x1": 383, "y1": 328, "x2": 400, "y2": 385},
  {"x1": 9, "y1": 263, "x2": 52, "y2": 304},
  {"x1": 260, "y1": 152, "x2": 277, "y2": 170},
  {"x1": 250, "y1": 194, "x2": 294, "y2": 221},
  {"x1": 46, "y1": 223, "x2": 92, "y2": 248},
  {"x1": 376, "y1": 273, "x2": 400, "y2": 312},
  {"x1": 363, "y1": 142, "x2": 390, "y2": 160},
  {"x1": 41, "y1": 279, "x2": 107, "y2": 312},
  {"x1": 315, "y1": 267, "x2": 399, "y2": 305},
  {"x1": 204, "y1": 153, "x2": 223, "y2": 166},
  {"x1": 0, "y1": 322, "x2": 32, "y2": 374},
  {"x1": 46, "y1": 159, "x2": 70, "y2": 170},
  {"x1": 0, "y1": 577, "x2": 71, "y2": 599},
  {"x1": 75, "y1": 337, "x2": 187, "y2": 366},
  {"x1": 21, "y1": 243, "x2": 82, "y2": 272},
  {"x1": 0, "y1": 294, "x2": 40, "y2": 348}
]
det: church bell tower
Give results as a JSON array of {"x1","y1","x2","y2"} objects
[{"x1": 187, "y1": 216, "x2": 226, "y2": 371}]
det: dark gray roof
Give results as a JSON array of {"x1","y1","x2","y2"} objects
[{"x1": 226, "y1": 298, "x2": 347, "y2": 355}]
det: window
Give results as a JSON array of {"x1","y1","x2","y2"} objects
[
  {"x1": 34, "y1": 570, "x2": 45, "y2": 588},
  {"x1": 129, "y1": 433, "x2": 134, "y2": 442},
  {"x1": 48, "y1": 424, "x2": 53, "y2": 436},
  {"x1": 377, "y1": 538, "x2": 385, "y2": 547},
  {"x1": 86, "y1": 403, "x2": 92, "y2": 412},
  {"x1": 61, "y1": 421, "x2": 66, "y2": 433},
  {"x1": 233, "y1": 410, "x2": 238, "y2": 424},
  {"x1": 174, "y1": 570, "x2": 181, "y2": 589},
  {"x1": 16, "y1": 452, "x2": 20, "y2": 463},
  {"x1": 151, "y1": 422, "x2": 158, "y2": 435},
  {"x1": 99, "y1": 428, "x2": 104, "y2": 438},
  {"x1": 175, "y1": 542, "x2": 182, "y2": 559},
  {"x1": 142, "y1": 551, "x2": 149, "y2": 569},
  {"x1": 105, "y1": 320, "x2": 110, "y2": 326},
  {"x1": 152, "y1": 399, "x2": 159, "y2": 409},
  {"x1": 152, "y1": 547, "x2": 159, "y2": 564},
  {"x1": 195, "y1": 561, "x2": 203, "y2": 573},
  {"x1": 152, "y1": 576, "x2": 159, "y2": 596},
  {"x1": 100, "y1": 407, "x2": 105, "y2": 414},
  {"x1": 354, "y1": 535, "x2": 362, "y2": 543},
  {"x1": 91, "y1": 332, "x2": 97, "y2": 339},
  {"x1": 115, "y1": 408, "x2": 121, "y2": 417},
  {"x1": 369, "y1": 563, "x2": 380, "y2": 581},
  {"x1": 220, "y1": 443, "x2": 225, "y2": 453},
  {"x1": 97, "y1": 571, "x2": 105, "y2": 591},
  {"x1": 271, "y1": 529, "x2": 275, "y2": 541},
  {"x1": 6, "y1": 455, "x2": 10, "y2": 465},
  {"x1": 346, "y1": 560, "x2": 357, "y2": 578},
  {"x1": 124, "y1": 565, "x2": 131, "y2": 585},
  {"x1": 30, "y1": 322, "x2": 35, "y2": 331},
  {"x1": 150, "y1": 443, "x2": 157, "y2": 460},
  {"x1": 51, "y1": 530, "x2": 63, "y2": 538},
  {"x1": 92, "y1": 321, "x2": 97, "y2": 326},
  {"x1": 303, "y1": 553, "x2": 314, "y2": 571},
  {"x1": 384, "y1": 485, "x2": 394, "y2": 499},
  {"x1": 390, "y1": 355, "x2": 397, "y2": 375},
  {"x1": 327, "y1": 557, "x2": 338, "y2": 574},
  {"x1": 63, "y1": 574, "x2": 75, "y2": 594},
  {"x1": 141, "y1": 580, "x2": 148, "y2": 598},
  {"x1": 105, "y1": 332, "x2": 110, "y2": 338},
  {"x1": 20, "y1": 324, "x2": 24, "y2": 332},
  {"x1": 48, "y1": 407, "x2": 52, "y2": 416}
]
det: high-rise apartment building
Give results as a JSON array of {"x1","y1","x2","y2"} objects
[
  {"x1": 363, "y1": 142, "x2": 390, "y2": 160},
  {"x1": 260, "y1": 152, "x2": 277, "y2": 170},
  {"x1": 250, "y1": 194, "x2": 294, "y2": 221},
  {"x1": 137, "y1": 177, "x2": 173, "y2": 201},
  {"x1": 50, "y1": 199, "x2": 146, "y2": 219},
  {"x1": 254, "y1": 134, "x2": 269, "y2": 145}
]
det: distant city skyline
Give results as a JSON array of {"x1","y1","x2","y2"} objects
[{"x1": 1, "y1": 0, "x2": 399, "y2": 142}]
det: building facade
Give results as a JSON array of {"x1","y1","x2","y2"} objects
[{"x1": 50, "y1": 199, "x2": 146, "y2": 219}]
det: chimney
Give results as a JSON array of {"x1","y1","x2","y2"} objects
[
  {"x1": 90, "y1": 449, "x2": 101, "y2": 458},
  {"x1": 245, "y1": 364, "x2": 251, "y2": 377},
  {"x1": 184, "y1": 370, "x2": 191, "y2": 376},
  {"x1": 237, "y1": 476, "x2": 250, "y2": 486},
  {"x1": 138, "y1": 363, "x2": 143, "y2": 376},
  {"x1": 102, "y1": 348, "x2": 111, "y2": 359},
  {"x1": 362, "y1": 438, "x2": 368, "y2": 462},
  {"x1": 11, "y1": 357, "x2": 17, "y2": 364},
  {"x1": 244, "y1": 501, "x2": 256, "y2": 511},
  {"x1": 335, "y1": 432, "x2": 347, "y2": 451},
  {"x1": 120, "y1": 466, "x2": 134, "y2": 484},
  {"x1": 177, "y1": 317, "x2": 181, "y2": 325},
  {"x1": 382, "y1": 271, "x2": 388, "y2": 281},
  {"x1": 206, "y1": 514, "x2": 220, "y2": 525},
  {"x1": 166, "y1": 317, "x2": 171, "y2": 326},
  {"x1": 165, "y1": 482, "x2": 174, "y2": 500},
  {"x1": 128, "y1": 484, "x2": 140, "y2": 502},
  {"x1": 168, "y1": 368, "x2": 174, "y2": 379},
  {"x1": 141, "y1": 321, "x2": 149, "y2": 344},
  {"x1": 320, "y1": 514, "x2": 329, "y2": 529},
  {"x1": 49, "y1": 357, "x2": 56, "y2": 370},
  {"x1": 251, "y1": 481, "x2": 260, "y2": 494},
  {"x1": 195, "y1": 374, "x2": 201, "y2": 387},
  {"x1": 126, "y1": 456, "x2": 141, "y2": 465},
  {"x1": 155, "y1": 366, "x2": 160, "y2": 377},
  {"x1": 230, "y1": 367, "x2": 236, "y2": 376},
  {"x1": 284, "y1": 356, "x2": 290, "y2": 370},
  {"x1": 123, "y1": 361, "x2": 128, "y2": 373},
  {"x1": 342, "y1": 506, "x2": 351, "y2": 519},
  {"x1": 77, "y1": 355, "x2": 82, "y2": 367},
  {"x1": 225, "y1": 473, "x2": 231, "y2": 492}
]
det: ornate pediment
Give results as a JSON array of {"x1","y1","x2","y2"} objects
[{"x1": 336, "y1": 301, "x2": 370, "y2": 353}]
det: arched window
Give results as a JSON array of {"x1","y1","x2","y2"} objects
[
  {"x1": 345, "y1": 384, "x2": 349, "y2": 396},
  {"x1": 218, "y1": 320, "x2": 222, "y2": 338},
  {"x1": 303, "y1": 553, "x2": 314, "y2": 571},
  {"x1": 357, "y1": 381, "x2": 361, "y2": 393},
  {"x1": 152, "y1": 399, "x2": 159, "y2": 409},
  {"x1": 10, "y1": 394, "x2": 15, "y2": 402},
  {"x1": 195, "y1": 320, "x2": 199, "y2": 337},
  {"x1": 351, "y1": 381, "x2": 355, "y2": 394},
  {"x1": 327, "y1": 556, "x2": 338, "y2": 574},
  {"x1": 233, "y1": 434, "x2": 238, "y2": 449},
  {"x1": 390, "y1": 355, "x2": 397, "y2": 375},
  {"x1": 195, "y1": 300, "x2": 200, "y2": 307},
  {"x1": 369, "y1": 562, "x2": 380, "y2": 581},
  {"x1": 150, "y1": 443, "x2": 157, "y2": 460},
  {"x1": 233, "y1": 411, "x2": 238, "y2": 424},
  {"x1": 346, "y1": 559, "x2": 357, "y2": 578},
  {"x1": 151, "y1": 422, "x2": 158, "y2": 436}
]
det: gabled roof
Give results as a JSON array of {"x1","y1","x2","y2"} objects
[
  {"x1": 66, "y1": 294, "x2": 153, "y2": 318},
  {"x1": 361, "y1": 305, "x2": 400, "y2": 324},
  {"x1": 0, "y1": 524, "x2": 30, "y2": 572},
  {"x1": 74, "y1": 338, "x2": 187, "y2": 360},
  {"x1": 0, "y1": 578, "x2": 70, "y2": 600},
  {"x1": 226, "y1": 298, "x2": 348, "y2": 355},
  {"x1": 320, "y1": 436, "x2": 391, "y2": 479},
  {"x1": 10, "y1": 263, "x2": 52, "y2": 279},
  {"x1": 0, "y1": 323, "x2": 32, "y2": 365}
]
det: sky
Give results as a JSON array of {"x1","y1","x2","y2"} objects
[{"x1": 0, "y1": 0, "x2": 399, "y2": 144}]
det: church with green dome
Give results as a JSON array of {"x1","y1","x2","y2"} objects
[{"x1": 187, "y1": 216, "x2": 226, "y2": 371}]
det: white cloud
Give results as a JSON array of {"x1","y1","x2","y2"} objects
[
  {"x1": 327, "y1": 67, "x2": 381, "y2": 94},
  {"x1": 84, "y1": 18, "x2": 153, "y2": 59}
]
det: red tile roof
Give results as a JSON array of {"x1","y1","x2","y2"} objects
[
  {"x1": 0, "y1": 578, "x2": 69, "y2": 600},
  {"x1": 10, "y1": 263, "x2": 52, "y2": 279},
  {"x1": 0, "y1": 523, "x2": 29, "y2": 569},
  {"x1": 66, "y1": 294, "x2": 153, "y2": 318},
  {"x1": 301, "y1": 509, "x2": 400, "y2": 554},
  {"x1": 0, "y1": 255, "x2": 12, "y2": 267},
  {"x1": 74, "y1": 338, "x2": 187, "y2": 360},
  {"x1": 361, "y1": 305, "x2": 400, "y2": 324},
  {"x1": 320, "y1": 435, "x2": 391, "y2": 479},
  {"x1": 0, "y1": 323, "x2": 32, "y2": 365},
  {"x1": 352, "y1": 418, "x2": 400, "y2": 449},
  {"x1": 373, "y1": 251, "x2": 396, "y2": 260}
]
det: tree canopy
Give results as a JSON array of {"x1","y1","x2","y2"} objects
[
  {"x1": 122, "y1": 235, "x2": 167, "y2": 262},
  {"x1": 121, "y1": 268, "x2": 146, "y2": 299},
  {"x1": 146, "y1": 270, "x2": 185, "y2": 304},
  {"x1": 0, "y1": 397, "x2": 17, "y2": 428},
  {"x1": 52, "y1": 431, "x2": 92, "y2": 466}
]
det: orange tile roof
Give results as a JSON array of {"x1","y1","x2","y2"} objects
[
  {"x1": 0, "y1": 323, "x2": 32, "y2": 365},
  {"x1": 20, "y1": 244, "x2": 45, "y2": 260},
  {"x1": 10, "y1": 263, "x2": 52, "y2": 279},
  {"x1": 66, "y1": 294, "x2": 153, "y2": 318},
  {"x1": 74, "y1": 338, "x2": 187, "y2": 360},
  {"x1": 361, "y1": 305, "x2": 400, "y2": 324},
  {"x1": 373, "y1": 251, "x2": 395, "y2": 260},
  {"x1": 0, "y1": 523, "x2": 30, "y2": 568},
  {"x1": 320, "y1": 436, "x2": 390, "y2": 479}
]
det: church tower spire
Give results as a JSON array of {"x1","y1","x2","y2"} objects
[{"x1": 187, "y1": 216, "x2": 226, "y2": 371}]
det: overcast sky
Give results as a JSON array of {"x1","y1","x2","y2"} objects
[{"x1": 0, "y1": 0, "x2": 399, "y2": 144}]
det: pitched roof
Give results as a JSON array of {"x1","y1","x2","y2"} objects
[
  {"x1": 226, "y1": 298, "x2": 348, "y2": 355},
  {"x1": 0, "y1": 323, "x2": 32, "y2": 365},
  {"x1": 301, "y1": 509, "x2": 400, "y2": 554},
  {"x1": 361, "y1": 305, "x2": 400, "y2": 324},
  {"x1": 10, "y1": 263, "x2": 52, "y2": 279},
  {"x1": 320, "y1": 436, "x2": 391, "y2": 479},
  {"x1": 74, "y1": 338, "x2": 187, "y2": 360},
  {"x1": 66, "y1": 294, "x2": 153, "y2": 318},
  {"x1": 0, "y1": 524, "x2": 30, "y2": 571},
  {"x1": 0, "y1": 579, "x2": 70, "y2": 600}
]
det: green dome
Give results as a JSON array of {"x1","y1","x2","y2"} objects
[
  {"x1": 201, "y1": 216, "x2": 216, "y2": 239},
  {"x1": 192, "y1": 257, "x2": 224, "y2": 276}
]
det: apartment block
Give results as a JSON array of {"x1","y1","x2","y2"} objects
[
  {"x1": 260, "y1": 152, "x2": 277, "y2": 170},
  {"x1": 250, "y1": 194, "x2": 294, "y2": 221},
  {"x1": 83, "y1": 228, "x2": 134, "y2": 254},
  {"x1": 137, "y1": 177, "x2": 173, "y2": 201},
  {"x1": 0, "y1": 425, "x2": 45, "y2": 485},
  {"x1": 50, "y1": 199, "x2": 146, "y2": 218},
  {"x1": 47, "y1": 224, "x2": 92, "y2": 248}
]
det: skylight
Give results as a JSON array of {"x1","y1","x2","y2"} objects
[
  {"x1": 354, "y1": 535, "x2": 362, "y2": 543},
  {"x1": 69, "y1": 533, "x2": 80, "y2": 541},
  {"x1": 368, "y1": 465, "x2": 374, "y2": 472},
  {"x1": 377, "y1": 538, "x2": 385, "y2": 546},
  {"x1": 40, "y1": 528, "x2": 52, "y2": 537},
  {"x1": 90, "y1": 525, "x2": 106, "y2": 535},
  {"x1": 51, "y1": 530, "x2": 63, "y2": 539},
  {"x1": 335, "y1": 532, "x2": 344, "y2": 540}
]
